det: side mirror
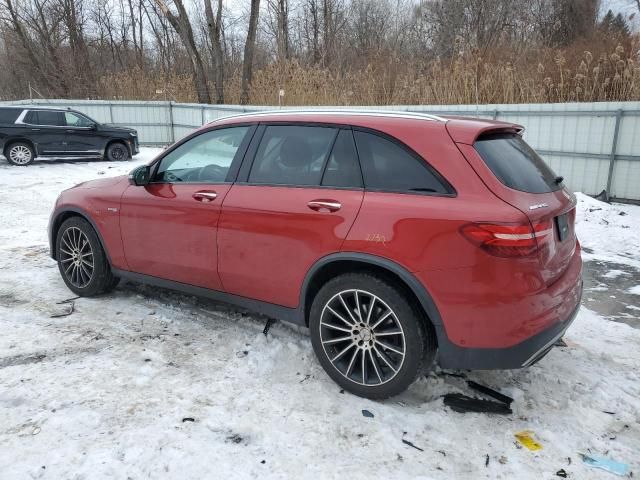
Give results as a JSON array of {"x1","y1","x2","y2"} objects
[
  {"x1": 88, "y1": 122, "x2": 97, "y2": 130},
  {"x1": 129, "y1": 165, "x2": 151, "y2": 186}
]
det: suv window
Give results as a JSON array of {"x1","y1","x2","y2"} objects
[
  {"x1": 155, "y1": 127, "x2": 249, "y2": 183},
  {"x1": 474, "y1": 133, "x2": 562, "y2": 193},
  {"x1": 248, "y1": 125, "x2": 337, "y2": 186},
  {"x1": 354, "y1": 130, "x2": 450, "y2": 194},
  {"x1": 0, "y1": 108, "x2": 22, "y2": 124},
  {"x1": 321, "y1": 130, "x2": 362, "y2": 188},
  {"x1": 65, "y1": 112, "x2": 94, "y2": 127},
  {"x1": 30, "y1": 110, "x2": 64, "y2": 126}
]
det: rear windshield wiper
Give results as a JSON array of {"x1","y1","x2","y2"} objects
[{"x1": 554, "y1": 176, "x2": 564, "y2": 185}]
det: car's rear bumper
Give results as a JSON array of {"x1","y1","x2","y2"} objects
[{"x1": 436, "y1": 279, "x2": 582, "y2": 369}]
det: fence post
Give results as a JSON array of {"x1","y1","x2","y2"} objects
[
  {"x1": 605, "y1": 109, "x2": 623, "y2": 197},
  {"x1": 168, "y1": 101, "x2": 175, "y2": 144},
  {"x1": 493, "y1": 110, "x2": 498, "y2": 120},
  {"x1": 201, "y1": 105, "x2": 206, "y2": 126},
  {"x1": 108, "y1": 102, "x2": 114, "y2": 124}
]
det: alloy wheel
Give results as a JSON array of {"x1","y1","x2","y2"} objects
[
  {"x1": 59, "y1": 227, "x2": 94, "y2": 288},
  {"x1": 110, "y1": 145, "x2": 126, "y2": 161},
  {"x1": 9, "y1": 145, "x2": 32, "y2": 165},
  {"x1": 319, "y1": 289, "x2": 406, "y2": 386}
]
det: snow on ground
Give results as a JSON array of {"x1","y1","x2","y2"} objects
[{"x1": 0, "y1": 151, "x2": 639, "y2": 479}]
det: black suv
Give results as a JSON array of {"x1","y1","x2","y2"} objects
[{"x1": 0, "y1": 106, "x2": 139, "y2": 165}]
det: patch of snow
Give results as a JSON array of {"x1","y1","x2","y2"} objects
[
  {"x1": 0, "y1": 156, "x2": 639, "y2": 478},
  {"x1": 602, "y1": 269, "x2": 630, "y2": 279},
  {"x1": 574, "y1": 192, "x2": 640, "y2": 269},
  {"x1": 628, "y1": 285, "x2": 640, "y2": 295}
]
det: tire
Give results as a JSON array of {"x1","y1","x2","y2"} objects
[
  {"x1": 309, "y1": 272, "x2": 437, "y2": 399},
  {"x1": 5, "y1": 142, "x2": 35, "y2": 166},
  {"x1": 105, "y1": 142, "x2": 129, "y2": 162},
  {"x1": 56, "y1": 216, "x2": 118, "y2": 296}
]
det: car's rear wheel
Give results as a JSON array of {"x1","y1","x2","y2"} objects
[
  {"x1": 105, "y1": 142, "x2": 129, "y2": 162},
  {"x1": 309, "y1": 272, "x2": 436, "y2": 399},
  {"x1": 56, "y1": 217, "x2": 118, "y2": 296},
  {"x1": 6, "y1": 142, "x2": 35, "y2": 166}
]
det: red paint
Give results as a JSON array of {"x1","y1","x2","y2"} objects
[{"x1": 51, "y1": 112, "x2": 582, "y2": 353}]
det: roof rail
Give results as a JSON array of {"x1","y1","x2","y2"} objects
[{"x1": 209, "y1": 109, "x2": 448, "y2": 124}]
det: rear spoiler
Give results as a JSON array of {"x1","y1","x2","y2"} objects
[{"x1": 445, "y1": 118, "x2": 525, "y2": 145}]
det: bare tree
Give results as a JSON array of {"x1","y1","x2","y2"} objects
[
  {"x1": 204, "y1": 0, "x2": 224, "y2": 103},
  {"x1": 155, "y1": 0, "x2": 211, "y2": 103},
  {"x1": 240, "y1": 0, "x2": 260, "y2": 105}
]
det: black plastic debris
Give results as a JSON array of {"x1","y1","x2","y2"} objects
[
  {"x1": 260, "y1": 460, "x2": 266, "y2": 464},
  {"x1": 182, "y1": 417, "x2": 195, "y2": 422},
  {"x1": 467, "y1": 380, "x2": 514, "y2": 405},
  {"x1": 485, "y1": 454, "x2": 490, "y2": 467},
  {"x1": 443, "y1": 393, "x2": 512, "y2": 414},
  {"x1": 226, "y1": 433, "x2": 243, "y2": 444},
  {"x1": 362, "y1": 409, "x2": 374, "y2": 418},
  {"x1": 263, "y1": 318, "x2": 275, "y2": 336},
  {"x1": 556, "y1": 469, "x2": 568, "y2": 478},
  {"x1": 401, "y1": 439, "x2": 424, "y2": 452}
]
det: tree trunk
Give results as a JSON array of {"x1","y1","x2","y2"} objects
[
  {"x1": 240, "y1": 0, "x2": 261, "y2": 105},
  {"x1": 205, "y1": 0, "x2": 225, "y2": 104},
  {"x1": 155, "y1": 0, "x2": 211, "y2": 104}
]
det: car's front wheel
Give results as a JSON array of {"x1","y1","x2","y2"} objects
[
  {"x1": 309, "y1": 273, "x2": 436, "y2": 399},
  {"x1": 6, "y1": 142, "x2": 35, "y2": 166},
  {"x1": 56, "y1": 217, "x2": 119, "y2": 296},
  {"x1": 105, "y1": 142, "x2": 129, "y2": 162}
]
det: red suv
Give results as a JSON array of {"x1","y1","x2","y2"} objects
[{"x1": 48, "y1": 111, "x2": 582, "y2": 399}]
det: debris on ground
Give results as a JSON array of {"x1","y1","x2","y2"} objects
[
  {"x1": 401, "y1": 438, "x2": 424, "y2": 452},
  {"x1": 50, "y1": 301, "x2": 74, "y2": 318},
  {"x1": 263, "y1": 318, "x2": 275, "y2": 336},
  {"x1": 467, "y1": 380, "x2": 514, "y2": 405},
  {"x1": 554, "y1": 338, "x2": 568, "y2": 347},
  {"x1": 485, "y1": 454, "x2": 489, "y2": 467},
  {"x1": 361, "y1": 409, "x2": 374, "y2": 418},
  {"x1": 579, "y1": 453, "x2": 630, "y2": 476},
  {"x1": 514, "y1": 431, "x2": 543, "y2": 451},
  {"x1": 226, "y1": 433, "x2": 243, "y2": 444},
  {"x1": 556, "y1": 468, "x2": 568, "y2": 477},
  {"x1": 443, "y1": 393, "x2": 512, "y2": 414},
  {"x1": 182, "y1": 417, "x2": 195, "y2": 423}
]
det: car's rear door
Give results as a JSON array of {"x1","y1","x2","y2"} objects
[
  {"x1": 22, "y1": 110, "x2": 67, "y2": 155},
  {"x1": 217, "y1": 125, "x2": 364, "y2": 307},
  {"x1": 119, "y1": 125, "x2": 255, "y2": 290}
]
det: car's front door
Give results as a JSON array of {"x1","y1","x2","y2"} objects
[
  {"x1": 217, "y1": 125, "x2": 365, "y2": 307},
  {"x1": 63, "y1": 111, "x2": 103, "y2": 156},
  {"x1": 119, "y1": 125, "x2": 254, "y2": 290}
]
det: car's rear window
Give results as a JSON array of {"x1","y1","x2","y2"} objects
[
  {"x1": 474, "y1": 133, "x2": 562, "y2": 193},
  {"x1": 0, "y1": 108, "x2": 21, "y2": 124}
]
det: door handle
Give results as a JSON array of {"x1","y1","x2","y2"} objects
[
  {"x1": 307, "y1": 199, "x2": 341, "y2": 212},
  {"x1": 193, "y1": 190, "x2": 218, "y2": 202},
  {"x1": 31, "y1": 128, "x2": 41, "y2": 132},
  {"x1": 66, "y1": 129, "x2": 74, "y2": 133}
]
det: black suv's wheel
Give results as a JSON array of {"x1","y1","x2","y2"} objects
[
  {"x1": 105, "y1": 142, "x2": 129, "y2": 162},
  {"x1": 56, "y1": 217, "x2": 119, "y2": 296},
  {"x1": 309, "y1": 273, "x2": 436, "y2": 399},
  {"x1": 5, "y1": 142, "x2": 35, "y2": 166}
]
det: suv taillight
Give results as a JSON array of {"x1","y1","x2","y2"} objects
[{"x1": 460, "y1": 220, "x2": 552, "y2": 258}]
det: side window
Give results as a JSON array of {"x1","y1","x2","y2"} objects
[
  {"x1": 65, "y1": 112, "x2": 93, "y2": 127},
  {"x1": 321, "y1": 130, "x2": 362, "y2": 188},
  {"x1": 248, "y1": 125, "x2": 337, "y2": 186},
  {"x1": 35, "y1": 111, "x2": 65, "y2": 126},
  {"x1": 24, "y1": 111, "x2": 38, "y2": 124},
  {"x1": 155, "y1": 126, "x2": 249, "y2": 183},
  {"x1": 354, "y1": 131, "x2": 450, "y2": 194}
]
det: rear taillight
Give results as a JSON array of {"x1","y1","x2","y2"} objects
[{"x1": 460, "y1": 220, "x2": 553, "y2": 258}]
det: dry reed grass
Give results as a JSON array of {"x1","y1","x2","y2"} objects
[{"x1": 98, "y1": 40, "x2": 640, "y2": 105}]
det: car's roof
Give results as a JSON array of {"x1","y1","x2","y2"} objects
[
  {"x1": 209, "y1": 109, "x2": 524, "y2": 145},
  {"x1": 0, "y1": 105, "x2": 75, "y2": 112}
]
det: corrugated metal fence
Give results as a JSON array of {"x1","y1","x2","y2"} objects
[{"x1": 5, "y1": 99, "x2": 640, "y2": 202}]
